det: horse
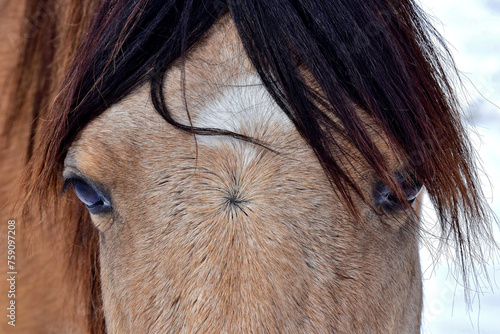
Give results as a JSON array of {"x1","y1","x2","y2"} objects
[{"x1": 0, "y1": 0, "x2": 494, "y2": 332}]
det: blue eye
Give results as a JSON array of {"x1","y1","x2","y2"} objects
[
  {"x1": 73, "y1": 180, "x2": 103, "y2": 207},
  {"x1": 66, "y1": 179, "x2": 112, "y2": 215}
]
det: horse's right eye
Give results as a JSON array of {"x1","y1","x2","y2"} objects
[
  {"x1": 67, "y1": 179, "x2": 112, "y2": 215},
  {"x1": 374, "y1": 173, "x2": 423, "y2": 212}
]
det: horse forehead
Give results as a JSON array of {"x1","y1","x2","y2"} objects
[
  {"x1": 68, "y1": 80, "x2": 299, "y2": 189},
  {"x1": 70, "y1": 15, "x2": 295, "y2": 155},
  {"x1": 66, "y1": 53, "x2": 335, "y2": 225},
  {"x1": 67, "y1": 13, "x2": 397, "y2": 182}
]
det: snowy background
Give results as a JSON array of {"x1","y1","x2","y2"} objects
[{"x1": 417, "y1": 0, "x2": 500, "y2": 333}]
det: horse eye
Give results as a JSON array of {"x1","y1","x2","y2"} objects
[
  {"x1": 374, "y1": 173, "x2": 423, "y2": 212},
  {"x1": 68, "y1": 179, "x2": 111, "y2": 214}
]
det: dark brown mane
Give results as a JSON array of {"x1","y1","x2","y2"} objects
[{"x1": 2, "y1": 0, "x2": 495, "y2": 332}]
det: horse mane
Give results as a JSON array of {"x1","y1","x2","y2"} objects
[
  {"x1": 3, "y1": 0, "x2": 494, "y2": 332},
  {"x1": 2, "y1": 0, "x2": 104, "y2": 332}
]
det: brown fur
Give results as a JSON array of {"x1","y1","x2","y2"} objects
[
  {"x1": 0, "y1": 0, "x2": 99, "y2": 332},
  {"x1": 61, "y1": 18, "x2": 422, "y2": 333}
]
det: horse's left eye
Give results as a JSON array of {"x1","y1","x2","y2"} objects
[
  {"x1": 67, "y1": 179, "x2": 111, "y2": 215},
  {"x1": 374, "y1": 173, "x2": 423, "y2": 212}
]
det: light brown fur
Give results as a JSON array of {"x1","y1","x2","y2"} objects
[{"x1": 60, "y1": 17, "x2": 423, "y2": 333}]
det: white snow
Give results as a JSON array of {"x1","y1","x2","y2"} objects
[{"x1": 417, "y1": 0, "x2": 500, "y2": 332}]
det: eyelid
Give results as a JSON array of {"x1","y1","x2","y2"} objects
[
  {"x1": 61, "y1": 168, "x2": 113, "y2": 206},
  {"x1": 61, "y1": 168, "x2": 90, "y2": 195}
]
